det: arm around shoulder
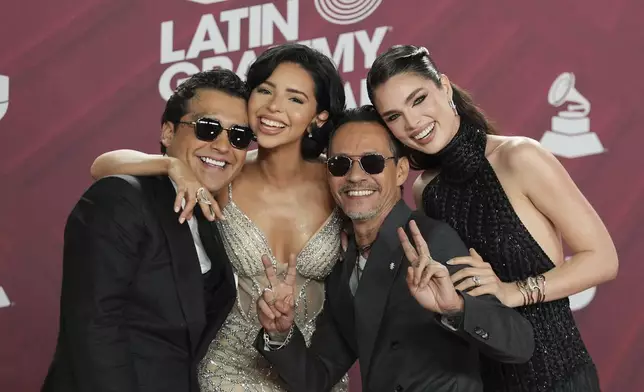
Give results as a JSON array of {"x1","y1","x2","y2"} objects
[{"x1": 90, "y1": 149, "x2": 171, "y2": 180}]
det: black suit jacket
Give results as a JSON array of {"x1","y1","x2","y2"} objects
[
  {"x1": 42, "y1": 175, "x2": 236, "y2": 392},
  {"x1": 256, "y1": 200, "x2": 534, "y2": 392}
]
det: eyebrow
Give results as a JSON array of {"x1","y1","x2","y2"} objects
[
  {"x1": 380, "y1": 87, "x2": 424, "y2": 117},
  {"x1": 262, "y1": 80, "x2": 309, "y2": 100}
]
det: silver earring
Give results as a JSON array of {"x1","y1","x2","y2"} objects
[
  {"x1": 308, "y1": 132, "x2": 313, "y2": 138},
  {"x1": 448, "y1": 100, "x2": 457, "y2": 114}
]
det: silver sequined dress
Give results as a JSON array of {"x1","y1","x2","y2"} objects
[{"x1": 197, "y1": 184, "x2": 349, "y2": 392}]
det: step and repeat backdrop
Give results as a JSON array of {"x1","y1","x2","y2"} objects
[{"x1": 1, "y1": 0, "x2": 642, "y2": 390}]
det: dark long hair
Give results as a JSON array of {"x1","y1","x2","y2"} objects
[
  {"x1": 366, "y1": 45, "x2": 497, "y2": 170},
  {"x1": 246, "y1": 43, "x2": 346, "y2": 160}
]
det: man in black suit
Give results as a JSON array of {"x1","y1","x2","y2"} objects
[
  {"x1": 42, "y1": 69, "x2": 255, "y2": 392},
  {"x1": 254, "y1": 106, "x2": 535, "y2": 392}
]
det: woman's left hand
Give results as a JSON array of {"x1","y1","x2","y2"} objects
[{"x1": 449, "y1": 248, "x2": 517, "y2": 307}]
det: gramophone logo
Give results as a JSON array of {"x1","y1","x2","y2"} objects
[
  {"x1": 0, "y1": 75, "x2": 8, "y2": 121},
  {"x1": 0, "y1": 286, "x2": 11, "y2": 309},
  {"x1": 569, "y1": 287, "x2": 596, "y2": 312},
  {"x1": 540, "y1": 72, "x2": 605, "y2": 158}
]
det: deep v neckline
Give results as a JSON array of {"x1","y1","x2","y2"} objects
[{"x1": 223, "y1": 183, "x2": 339, "y2": 267}]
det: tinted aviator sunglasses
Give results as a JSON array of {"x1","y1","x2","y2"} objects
[
  {"x1": 327, "y1": 153, "x2": 396, "y2": 177},
  {"x1": 178, "y1": 117, "x2": 255, "y2": 150}
]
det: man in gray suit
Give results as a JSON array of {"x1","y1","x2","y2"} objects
[{"x1": 254, "y1": 105, "x2": 534, "y2": 392}]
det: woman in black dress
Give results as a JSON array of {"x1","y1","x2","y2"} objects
[{"x1": 364, "y1": 45, "x2": 618, "y2": 392}]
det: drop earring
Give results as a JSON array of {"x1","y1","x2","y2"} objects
[{"x1": 448, "y1": 99, "x2": 457, "y2": 115}]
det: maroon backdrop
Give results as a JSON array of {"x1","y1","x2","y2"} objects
[{"x1": 1, "y1": 1, "x2": 643, "y2": 391}]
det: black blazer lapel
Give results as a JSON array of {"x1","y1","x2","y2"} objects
[
  {"x1": 194, "y1": 211, "x2": 234, "y2": 289},
  {"x1": 353, "y1": 200, "x2": 412, "y2": 377},
  {"x1": 193, "y1": 215, "x2": 236, "y2": 359},
  {"x1": 151, "y1": 177, "x2": 206, "y2": 355}
]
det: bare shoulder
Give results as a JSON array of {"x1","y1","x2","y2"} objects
[
  {"x1": 308, "y1": 160, "x2": 334, "y2": 193},
  {"x1": 304, "y1": 159, "x2": 337, "y2": 211},
  {"x1": 490, "y1": 135, "x2": 559, "y2": 173},
  {"x1": 312, "y1": 154, "x2": 331, "y2": 180},
  {"x1": 413, "y1": 170, "x2": 439, "y2": 193},
  {"x1": 411, "y1": 169, "x2": 439, "y2": 210}
]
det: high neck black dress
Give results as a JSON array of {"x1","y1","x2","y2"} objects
[{"x1": 421, "y1": 122, "x2": 600, "y2": 391}]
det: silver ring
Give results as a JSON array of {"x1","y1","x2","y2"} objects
[
  {"x1": 196, "y1": 187, "x2": 212, "y2": 205},
  {"x1": 262, "y1": 287, "x2": 276, "y2": 304},
  {"x1": 263, "y1": 287, "x2": 277, "y2": 305},
  {"x1": 472, "y1": 276, "x2": 481, "y2": 287}
]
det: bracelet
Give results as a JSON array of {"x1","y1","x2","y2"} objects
[
  {"x1": 526, "y1": 276, "x2": 539, "y2": 306},
  {"x1": 516, "y1": 281, "x2": 529, "y2": 306},
  {"x1": 516, "y1": 274, "x2": 547, "y2": 307},
  {"x1": 536, "y1": 274, "x2": 546, "y2": 303},
  {"x1": 263, "y1": 326, "x2": 294, "y2": 351}
]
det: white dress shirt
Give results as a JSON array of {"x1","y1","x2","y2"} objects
[{"x1": 170, "y1": 179, "x2": 212, "y2": 274}]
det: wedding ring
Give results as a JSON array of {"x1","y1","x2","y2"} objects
[
  {"x1": 196, "y1": 187, "x2": 212, "y2": 205},
  {"x1": 472, "y1": 276, "x2": 481, "y2": 287}
]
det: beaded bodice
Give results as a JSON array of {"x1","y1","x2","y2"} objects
[
  {"x1": 197, "y1": 183, "x2": 348, "y2": 392},
  {"x1": 421, "y1": 122, "x2": 597, "y2": 391}
]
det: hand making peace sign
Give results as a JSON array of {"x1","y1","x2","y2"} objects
[
  {"x1": 256, "y1": 254, "x2": 298, "y2": 334},
  {"x1": 397, "y1": 220, "x2": 464, "y2": 315}
]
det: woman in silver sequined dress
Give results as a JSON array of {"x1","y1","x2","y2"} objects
[{"x1": 90, "y1": 44, "x2": 350, "y2": 392}]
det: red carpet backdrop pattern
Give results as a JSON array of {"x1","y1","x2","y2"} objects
[{"x1": 1, "y1": 0, "x2": 642, "y2": 390}]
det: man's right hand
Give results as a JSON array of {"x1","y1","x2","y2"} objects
[{"x1": 257, "y1": 254, "x2": 297, "y2": 335}]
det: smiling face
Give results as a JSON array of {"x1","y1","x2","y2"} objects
[
  {"x1": 327, "y1": 121, "x2": 408, "y2": 222},
  {"x1": 247, "y1": 62, "x2": 328, "y2": 150},
  {"x1": 373, "y1": 72, "x2": 459, "y2": 155},
  {"x1": 161, "y1": 88, "x2": 248, "y2": 193}
]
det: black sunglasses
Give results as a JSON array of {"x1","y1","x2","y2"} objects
[
  {"x1": 327, "y1": 153, "x2": 396, "y2": 177},
  {"x1": 178, "y1": 117, "x2": 255, "y2": 150}
]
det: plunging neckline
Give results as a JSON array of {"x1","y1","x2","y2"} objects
[{"x1": 223, "y1": 184, "x2": 339, "y2": 268}]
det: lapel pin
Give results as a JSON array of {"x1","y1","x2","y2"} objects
[{"x1": 390, "y1": 262, "x2": 395, "y2": 270}]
